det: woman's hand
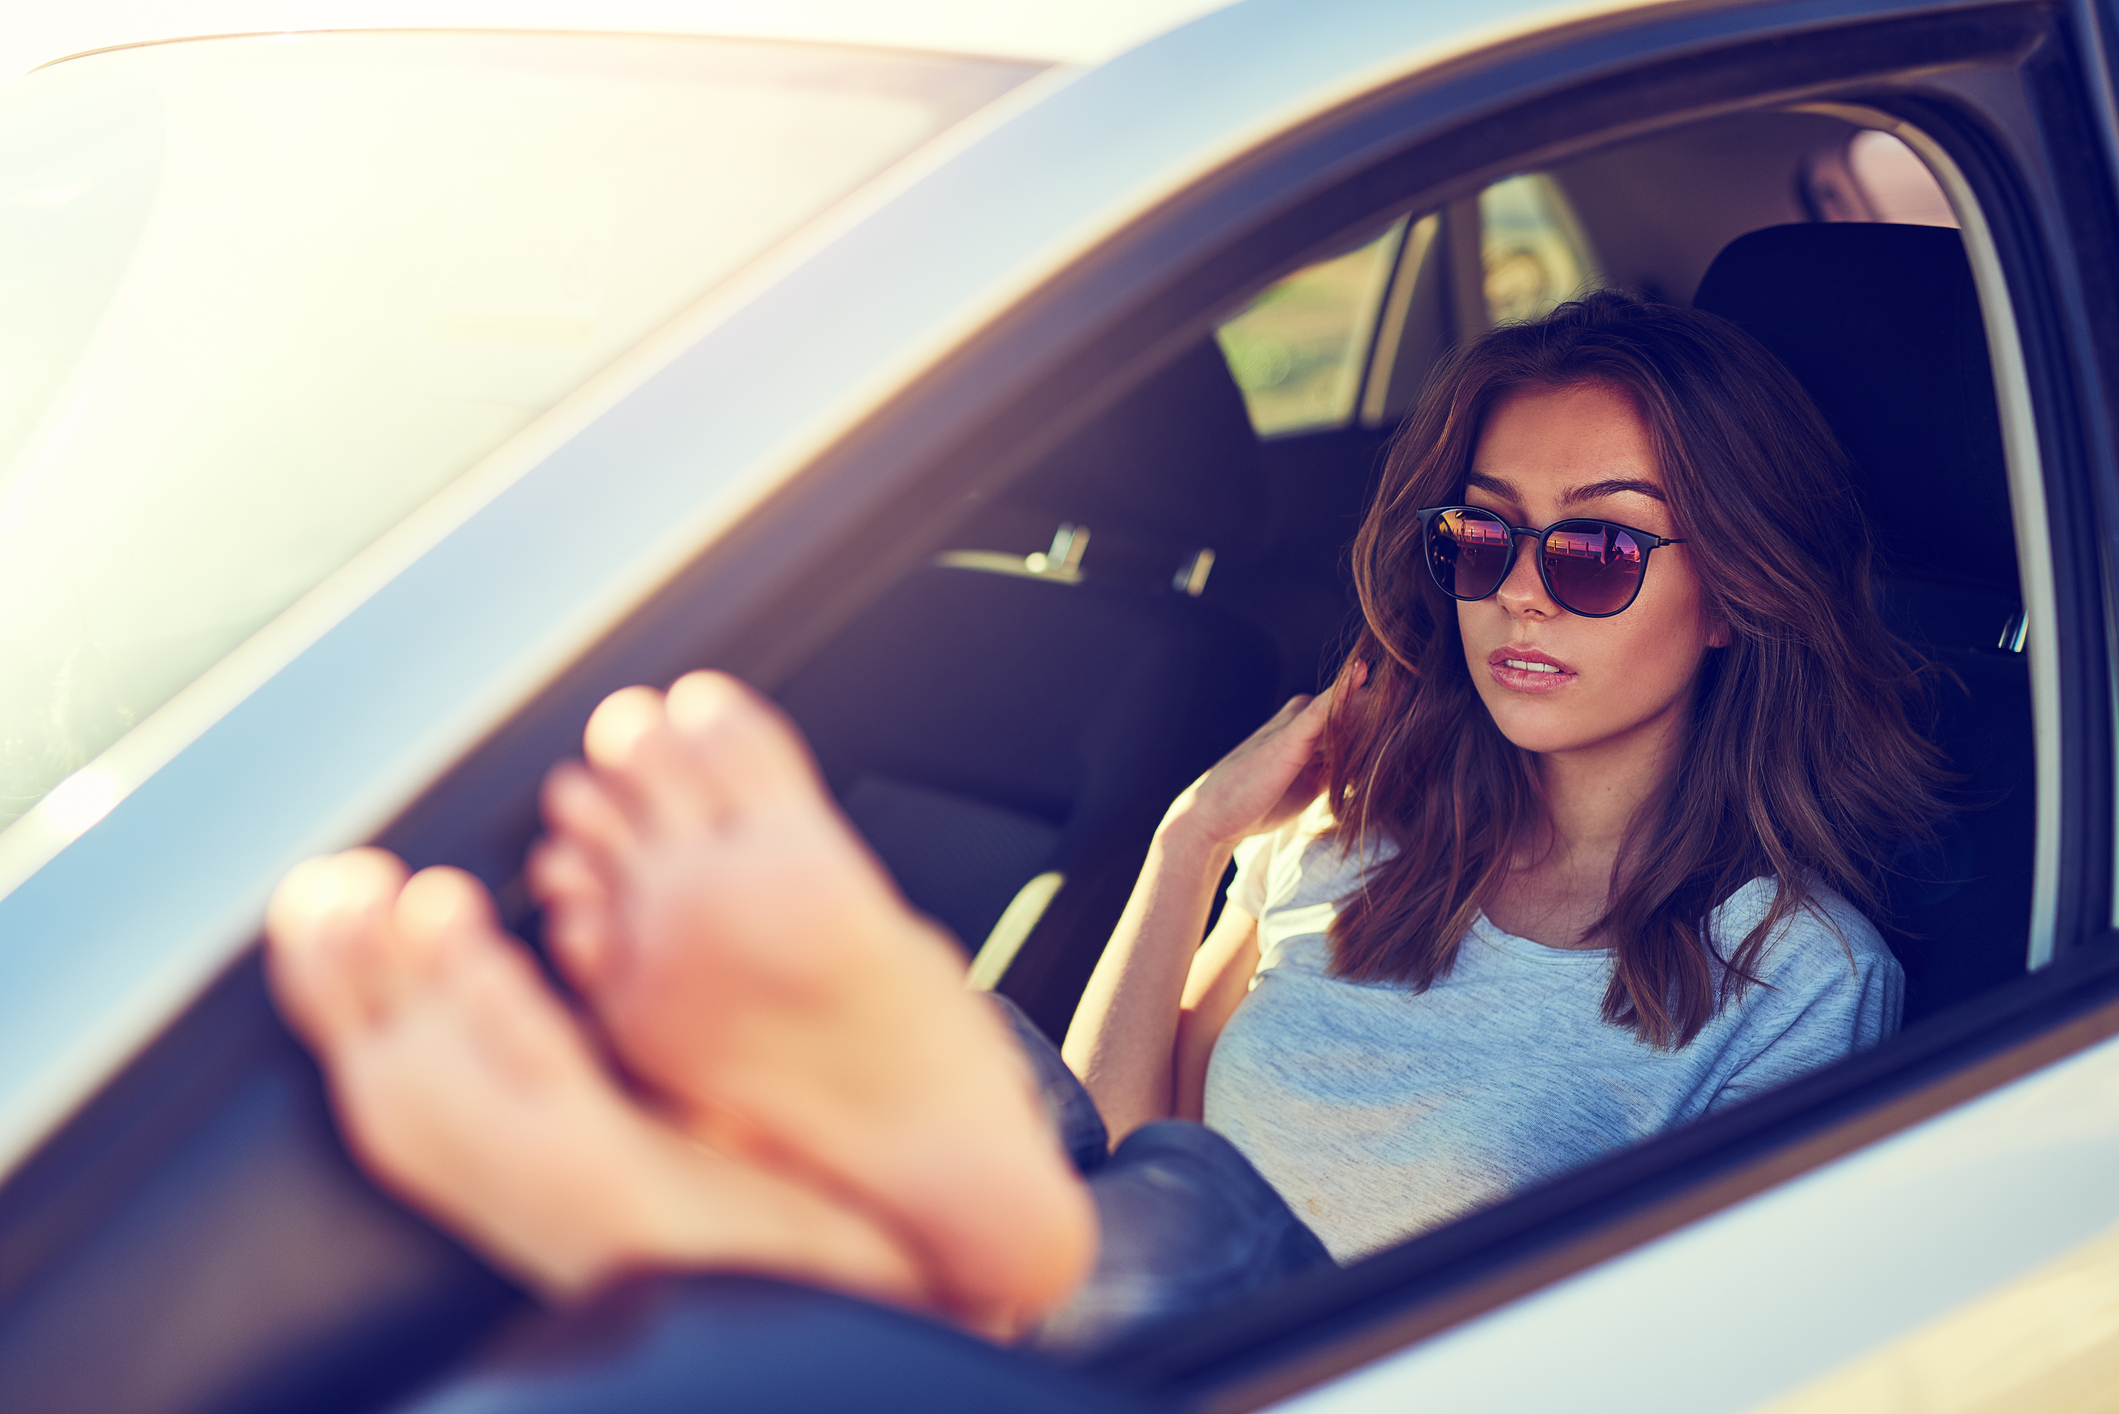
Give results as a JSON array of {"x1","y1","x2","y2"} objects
[
  {"x1": 1159, "y1": 676, "x2": 1348, "y2": 852},
  {"x1": 1067, "y1": 666, "x2": 1361, "y2": 1138}
]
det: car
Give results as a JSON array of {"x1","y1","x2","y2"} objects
[{"x1": 1, "y1": 0, "x2": 2116, "y2": 1409}]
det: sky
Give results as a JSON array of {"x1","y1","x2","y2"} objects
[{"x1": 0, "y1": 0, "x2": 1239, "y2": 85}]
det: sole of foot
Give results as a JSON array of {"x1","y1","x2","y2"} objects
[
  {"x1": 265, "y1": 847, "x2": 930, "y2": 1310},
  {"x1": 529, "y1": 672, "x2": 1096, "y2": 1335}
]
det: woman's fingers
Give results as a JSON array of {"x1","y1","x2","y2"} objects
[
  {"x1": 1244, "y1": 692, "x2": 1312, "y2": 745},
  {"x1": 1265, "y1": 682, "x2": 1338, "y2": 754},
  {"x1": 1227, "y1": 686, "x2": 1336, "y2": 778},
  {"x1": 1251, "y1": 657, "x2": 1361, "y2": 752},
  {"x1": 1204, "y1": 694, "x2": 1333, "y2": 814},
  {"x1": 1297, "y1": 680, "x2": 1339, "y2": 726},
  {"x1": 1163, "y1": 670, "x2": 1364, "y2": 846}
]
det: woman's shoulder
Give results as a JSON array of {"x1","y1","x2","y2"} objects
[
  {"x1": 1709, "y1": 877, "x2": 1898, "y2": 988},
  {"x1": 1232, "y1": 794, "x2": 1335, "y2": 869},
  {"x1": 1703, "y1": 878, "x2": 1905, "y2": 1090},
  {"x1": 1230, "y1": 795, "x2": 1382, "y2": 916}
]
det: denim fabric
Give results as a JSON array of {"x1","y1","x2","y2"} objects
[
  {"x1": 995, "y1": 996, "x2": 1109, "y2": 1175},
  {"x1": 988, "y1": 997, "x2": 1335, "y2": 1354}
]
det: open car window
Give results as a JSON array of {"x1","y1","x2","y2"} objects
[
  {"x1": 787, "y1": 95, "x2": 2036, "y2": 1174},
  {"x1": 850, "y1": 98, "x2": 2037, "y2": 1297},
  {"x1": 1215, "y1": 216, "x2": 1411, "y2": 437},
  {"x1": 1216, "y1": 168, "x2": 1601, "y2": 440}
]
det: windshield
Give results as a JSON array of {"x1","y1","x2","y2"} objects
[{"x1": 0, "y1": 31, "x2": 1031, "y2": 834}]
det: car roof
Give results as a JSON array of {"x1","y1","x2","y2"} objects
[{"x1": 3, "y1": 0, "x2": 1243, "y2": 83}]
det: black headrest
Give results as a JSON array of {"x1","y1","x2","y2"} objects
[
  {"x1": 1007, "y1": 340, "x2": 1269, "y2": 559},
  {"x1": 1693, "y1": 224, "x2": 2013, "y2": 590}
]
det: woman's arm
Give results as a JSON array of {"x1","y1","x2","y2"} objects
[
  {"x1": 1173, "y1": 904, "x2": 1260, "y2": 1122},
  {"x1": 1060, "y1": 829, "x2": 1236, "y2": 1139},
  {"x1": 1061, "y1": 687, "x2": 1338, "y2": 1141}
]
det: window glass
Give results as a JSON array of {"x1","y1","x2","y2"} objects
[
  {"x1": 0, "y1": 32, "x2": 1024, "y2": 834},
  {"x1": 1216, "y1": 218, "x2": 1408, "y2": 437},
  {"x1": 1801, "y1": 128, "x2": 1957, "y2": 228},
  {"x1": 1479, "y1": 172, "x2": 1599, "y2": 324}
]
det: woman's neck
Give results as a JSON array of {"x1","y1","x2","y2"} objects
[
  {"x1": 1539, "y1": 746, "x2": 1668, "y2": 860},
  {"x1": 1490, "y1": 709, "x2": 1687, "y2": 949}
]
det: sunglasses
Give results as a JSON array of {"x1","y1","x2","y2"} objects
[{"x1": 1415, "y1": 505, "x2": 1686, "y2": 618}]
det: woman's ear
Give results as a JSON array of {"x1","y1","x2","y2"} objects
[{"x1": 1706, "y1": 616, "x2": 1732, "y2": 649}]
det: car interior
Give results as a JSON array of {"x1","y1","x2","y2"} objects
[
  {"x1": 0, "y1": 96, "x2": 2043, "y2": 1414},
  {"x1": 773, "y1": 108, "x2": 2031, "y2": 1045}
]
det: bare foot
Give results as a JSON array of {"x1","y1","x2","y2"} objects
[
  {"x1": 528, "y1": 672, "x2": 1096, "y2": 1335},
  {"x1": 265, "y1": 848, "x2": 931, "y2": 1310}
]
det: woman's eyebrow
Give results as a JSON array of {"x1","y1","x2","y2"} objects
[
  {"x1": 1563, "y1": 477, "x2": 1668, "y2": 505},
  {"x1": 1464, "y1": 470, "x2": 1516, "y2": 497}
]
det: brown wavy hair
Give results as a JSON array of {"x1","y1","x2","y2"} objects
[{"x1": 1324, "y1": 290, "x2": 1947, "y2": 1048}]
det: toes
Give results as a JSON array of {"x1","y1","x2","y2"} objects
[
  {"x1": 525, "y1": 826, "x2": 609, "y2": 908},
  {"x1": 380, "y1": 866, "x2": 593, "y2": 1092},
  {"x1": 541, "y1": 761, "x2": 641, "y2": 875},
  {"x1": 264, "y1": 848, "x2": 411, "y2": 1048},
  {"x1": 527, "y1": 838, "x2": 619, "y2": 989},
  {"x1": 581, "y1": 685, "x2": 664, "y2": 771},
  {"x1": 392, "y1": 866, "x2": 501, "y2": 971},
  {"x1": 663, "y1": 671, "x2": 826, "y2": 813},
  {"x1": 582, "y1": 686, "x2": 730, "y2": 833},
  {"x1": 446, "y1": 924, "x2": 602, "y2": 1092}
]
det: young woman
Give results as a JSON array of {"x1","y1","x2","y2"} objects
[
  {"x1": 265, "y1": 290, "x2": 1946, "y2": 1358},
  {"x1": 1062, "y1": 289, "x2": 1946, "y2": 1261}
]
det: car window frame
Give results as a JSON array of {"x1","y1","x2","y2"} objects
[{"x1": 5, "y1": 0, "x2": 2119, "y2": 1408}]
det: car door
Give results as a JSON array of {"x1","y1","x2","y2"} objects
[{"x1": 1, "y1": 0, "x2": 2116, "y2": 1410}]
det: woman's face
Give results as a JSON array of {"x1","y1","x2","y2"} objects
[{"x1": 1455, "y1": 380, "x2": 1725, "y2": 762}]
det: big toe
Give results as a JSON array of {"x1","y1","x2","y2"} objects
[{"x1": 265, "y1": 848, "x2": 412, "y2": 1048}]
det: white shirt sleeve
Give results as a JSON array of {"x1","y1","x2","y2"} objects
[
  {"x1": 1227, "y1": 829, "x2": 1277, "y2": 918},
  {"x1": 1226, "y1": 796, "x2": 1333, "y2": 919}
]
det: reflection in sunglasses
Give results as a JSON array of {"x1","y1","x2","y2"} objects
[
  {"x1": 1546, "y1": 527, "x2": 1641, "y2": 564},
  {"x1": 1449, "y1": 513, "x2": 1512, "y2": 547}
]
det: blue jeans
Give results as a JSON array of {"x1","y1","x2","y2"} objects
[{"x1": 993, "y1": 998, "x2": 1335, "y2": 1354}]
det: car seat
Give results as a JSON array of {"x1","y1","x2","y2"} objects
[
  {"x1": 776, "y1": 341, "x2": 1282, "y2": 1040},
  {"x1": 1692, "y1": 222, "x2": 2035, "y2": 1024}
]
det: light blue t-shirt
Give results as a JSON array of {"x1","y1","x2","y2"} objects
[{"x1": 1201, "y1": 799, "x2": 1902, "y2": 1261}]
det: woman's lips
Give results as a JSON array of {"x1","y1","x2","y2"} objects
[{"x1": 1487, "y1": 646, "x2": 1576, "y2": 693}]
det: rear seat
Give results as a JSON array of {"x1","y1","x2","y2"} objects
[{"x1": 1693, "y1": 222, "x2": 2035, "y2": 1024}]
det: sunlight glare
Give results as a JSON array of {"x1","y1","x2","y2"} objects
[{"x1": 40, "y1": 768, "x2": 121, "y2": 841}]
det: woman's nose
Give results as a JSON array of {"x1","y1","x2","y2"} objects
[{"x1": 1494, "y1": 535, "x2": 1556, "y2": 617}]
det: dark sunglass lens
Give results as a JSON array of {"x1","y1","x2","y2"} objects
[
  {"x1": 1431, "y1": 508, "x2": 1512, "y2": 600},
  {"x1": 1543, "y1": 520, "x2": 1644, "y2": 615}
]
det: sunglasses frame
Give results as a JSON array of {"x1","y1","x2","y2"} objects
[{"x1": 1414, "y1": 504, "x2": 1687, "y2": 619}]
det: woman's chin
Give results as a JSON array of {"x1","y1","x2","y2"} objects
[
  {"x1": 1480, "y1": 687, "x2": 1689, "y2": 761},
  {"x1": 1478, "y1": 689, "x2": 1582, "y2": 755},
  {"x1": 1494, "y1": 723, "x2": 1599, "y2": 756}
]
